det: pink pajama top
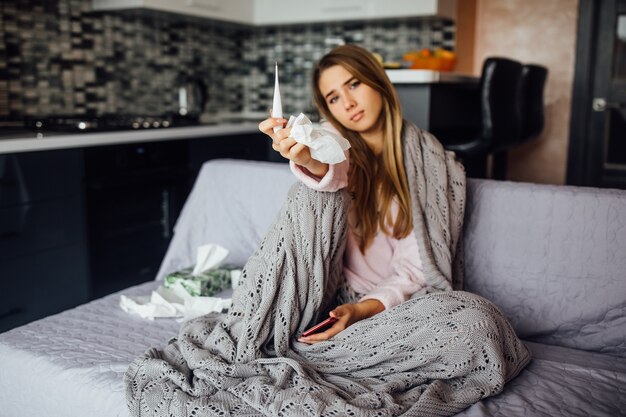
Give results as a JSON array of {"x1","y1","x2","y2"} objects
[{"x1": 290, "y1": 151, "x2": 427, "y2": 311}]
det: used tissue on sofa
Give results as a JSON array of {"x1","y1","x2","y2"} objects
[
  {"x1": 119, "y1": 243, "x2": 240, "y2": 320},
  {"x1": 119, "y1": 282, "x2": 231, "y2": 321}
]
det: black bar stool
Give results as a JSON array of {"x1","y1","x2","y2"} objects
[
  {"x1": 520, "y1": 64, "x2": 548, "y2": 143},
  {"x1": 491, "y1": 63, "x2": 548, "y2": 180},
  {"x1": 445, "y1": 57, "x2": 524, "y2": 179}
]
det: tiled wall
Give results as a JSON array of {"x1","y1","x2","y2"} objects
[
  {"x1": 245, "y1": 19, "x2": 455, "y2": 118},
  {"x1": 0, "y1": 0, "x2": 455, "y2": 120},
  {"x1": 0, "y1": 0, "x2": 246, "y2": 118}
]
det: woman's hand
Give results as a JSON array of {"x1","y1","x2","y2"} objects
[
  {"x1": 258, "y1": 116, "x2": 329, "y2": 178},
  {"x1": 297, "y1": 299, "x2": 385, "y2": 344}
]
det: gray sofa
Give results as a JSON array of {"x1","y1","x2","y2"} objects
[{"x1": 0, "y1": 159, "x2": 624, "y2": 416}]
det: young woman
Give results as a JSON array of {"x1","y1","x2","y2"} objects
[
  {"x1": 259, "y1": 44, "x2": 429, "y2": 343},
  {"x1": 127, "y1": 44, "x2": 529, "y2": 417}
]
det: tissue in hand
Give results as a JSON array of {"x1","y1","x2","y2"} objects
[{"x1": 287, "y1": 113, "x2": 351, "y2": 164}]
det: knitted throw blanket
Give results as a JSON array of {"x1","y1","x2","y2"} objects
[{"x1": 125, "y1": 122, "x2": 531, "y2": 417}]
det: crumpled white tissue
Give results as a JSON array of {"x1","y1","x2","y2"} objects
[
  {"x1": 287, "y1": 113, "x2": 351, "y2": 164},
  {"x1": 120, "y1": 281, "x2": 231, "y2": 321},
  {"x1": 120, "y1": 243, "x2": 233, "y2": 321},
  {"x1": 193, "y1": 243, "x2": 229, "y2": 276}
]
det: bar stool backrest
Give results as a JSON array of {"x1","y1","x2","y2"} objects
[
  {"x1": 480, "y1": 57, "x2": 524, "y2": 153},
  {"x1": 520, "y1": 64, "x2": 549, "y2": 143}
]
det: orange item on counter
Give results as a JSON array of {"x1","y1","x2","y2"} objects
[{"x1": 403, "y1": 48, "x2": 457, "y2": 71}]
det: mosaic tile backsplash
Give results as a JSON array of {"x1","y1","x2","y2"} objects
[{"x1": 0, "y1": 0, "x2": 455, "y2": 121}]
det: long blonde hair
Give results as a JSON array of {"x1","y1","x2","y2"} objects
[{"x1": 312, "y1": 44, "x2": 412, "y2": 252}]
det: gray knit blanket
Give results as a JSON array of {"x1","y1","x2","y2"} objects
[{"x1": 125, "y1": 122, "x2": 531, "y2": 416}]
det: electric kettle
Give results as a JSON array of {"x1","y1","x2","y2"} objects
[{"x1": 177, "y1": 76, "x2": 207, "y2": 120}]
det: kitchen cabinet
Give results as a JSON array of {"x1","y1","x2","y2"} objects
[
  {"x1": 91, "y1": 0, "x2": 254, "y2": 24},
  {"x1": 0, "y1": 150, "x2": 89, "y2": 333},
  {"x1": 393, "y1": 77, "x2": 493, "y2": 177},
  {"x1": 392, "y1": 77, "x2": 481, "y2": 144},
  {"x1": 86, "y1": 132, "x2": 274, "y2": 299},
  {"x1": 0, "y1": 130, "x2": 273, "y2": 332},
  {"x1": 188, "y1": 131, "x2": 276, "y2": 172},
  {"x1": 84, "y1": 141, "x2": 191, "y2": 299},
  {"x1": 92, "y1": 0, "x2": 456, "y2": 25},
  {"x1": 370, "y1": 0, "x2": 456, "y2": 21},
  {"x1": 255, "y1": 0, "x2": 371, "y2": 25},
  {"x1": 255, "y1": 0, "x2": 456, "y2": 25}
]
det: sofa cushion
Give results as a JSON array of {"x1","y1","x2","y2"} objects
[
  {"x1": 457, "y1": 341, "x2": 626, "y2": 416},
  {"x1": 463, "y1": 179, "x2": 626, "y2": 357},
  {"x1": 5, "y1": 281, "x2": 622, "y2": 417},
  {"x1": 0, "y1": 281, "x2": 176, "y2": 417}
]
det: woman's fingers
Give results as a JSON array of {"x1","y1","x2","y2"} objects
[
  {"x1": 298, "y1": 307, "x2": 352, "y2": 344},
  {"x1": 275, "y1": 126, "x2": 293, "y2": 140},
  {"x1": 259, "y1": 122, "x2": 310, "y2": 165},
  {"x1": 288, "y1": 143, "x2": 310, "y2": 161},
  {"x1": 276, "y1": 134, "x2": 303, "y2": 152},
  {"x1": 329, "y1": 305, "x2": 352, "y2": 323},
  {"x1": 258, "y1": 117, "x2": 286, "y2": 133},
  {"x1": 278, "y1": 136, "x2": 296, "y2": 154},
  {"x1": 278, "y1": 141, "x2": 311, "y2": 166},
  {"x1": 298, "y1": 320, "x2": 346, "y2": 344},
  {"x1": 258, "y1": 118, "x2": 287, "y2": 135}
]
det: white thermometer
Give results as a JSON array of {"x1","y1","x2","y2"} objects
[{"x1": 272, "y1": 62, "x2": 283, "y2": 133}]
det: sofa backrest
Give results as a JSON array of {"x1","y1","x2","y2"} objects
[
  {"x1": 464, "y1": 179, "x2": 626, "y2": 357},
  {"x1": 159, "y1": 159, "x2": 626, "y2": 357},
  {"x1": 156, "y1": 159, "x2": 295, "y2": 280}
]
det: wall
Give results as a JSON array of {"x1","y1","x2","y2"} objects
[
  {"x1": 0, "y1": 0, "x2": 455, "y2": 121},
  {"x1": 473, "y1": 0, "x2": 579, "y2": 185},
  {"x1": 454, "y1": 0, "x2": 477, "y2": 74}
]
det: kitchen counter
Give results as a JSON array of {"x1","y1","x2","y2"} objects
[
  {"x1": 386, "y1": 69, "x2": 479, "y2": 84},
  {"x1": 0, "y1": 122, "x2": 261, "y2": 154},
  {"x1": 391, "y1": 72, "x2": 482, "y2": 146}
]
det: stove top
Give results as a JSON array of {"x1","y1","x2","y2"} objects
[
  {"x1": 33, "y1": 114, "x2": 203, "y2": 132},
  {"x1": 0, "y1": 115, "x2": 203, "y2": 136}
]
